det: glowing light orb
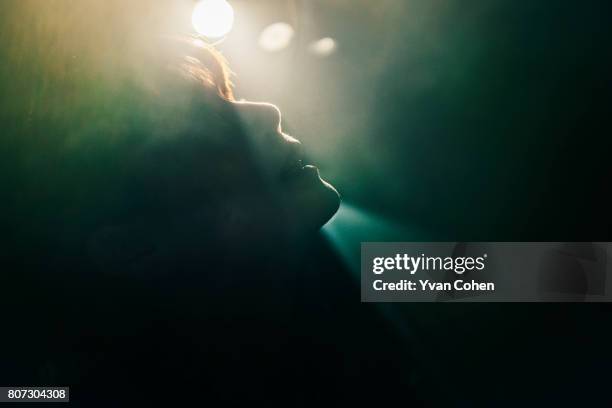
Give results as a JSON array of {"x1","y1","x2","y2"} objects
[
  {"x1": 258, "y1": 22, "x2": 295, "y2": 52},
  {"x1": 309, "y1": 37, "x2": 337, "y2": 57},
  {"x1": 192, "y1": 0, "x2": 235, "y2": 38}
]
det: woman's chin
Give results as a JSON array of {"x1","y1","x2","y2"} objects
[
  {"x1": 318, "y1": 179, "x2": 341, "y2": 223},
  {"x1": 284, "y1": 176, "x2": 340, "y2": 232}
]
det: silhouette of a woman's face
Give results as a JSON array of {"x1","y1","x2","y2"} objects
[
  {"x1": 1, "y1": 3, "x2": 340, "y2": 262},
  {"x1": 87, "y1": 38, "x2": 340, "y2": 249},
  {"x1": 230, "y1": 100, "x2": 340, "y2": 232}
]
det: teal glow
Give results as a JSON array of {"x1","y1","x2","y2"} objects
[
  {"x1": 323, "y1": 202, "x2": 433, "y2": 275},
  {"x1": 322, "y1": 202, "x2": 437, "y2": 340}
]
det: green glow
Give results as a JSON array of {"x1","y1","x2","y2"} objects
[
  {"x1": 323, "y1": 202, "x2": 433, "y2": 275},
  {"x1": 322, "y1": 202, "x2": 435, "y2": 339}
]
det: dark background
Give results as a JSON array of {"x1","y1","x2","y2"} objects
[{"x1": 1, "y1": 0, "x2": 612, "y2": 405}]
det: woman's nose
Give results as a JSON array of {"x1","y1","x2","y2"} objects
[
  {"x1": 280, "y1": 131, "x2": 303, "y2": 160},
  {"x1": 233, "y1": 100, "x2": 303, "y2": 169}
]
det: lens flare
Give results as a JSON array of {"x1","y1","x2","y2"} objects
[
  {"x1": 309, "y1": 37, "x2": 337, "y2": 57},
  {"x1": 192, "y1": 0, "x2": 235, "y2": 39},
  {"x1": 258, "y1": 22, "x2": 295, "y2": 52}
]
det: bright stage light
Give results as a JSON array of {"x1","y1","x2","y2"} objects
[
  {"x1": 192, "y1": 0, "x2": 235, "y2": 39},
  {"x1": 258, "y1": 22, "x2": 294, "y2": 52},
  {"x1": 309, "y1": 37, "x2": 337, "y2": 57}
]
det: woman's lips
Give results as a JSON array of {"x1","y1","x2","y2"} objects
[
  {"x1": 281, "y1": 161, "x2": 333, "y2": 192},
  {"x1": 294, "y1": 164, "x2": 325, "y2": 184}
]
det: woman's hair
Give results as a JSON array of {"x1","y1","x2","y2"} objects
[{"x1": 173, "y1": 37, "x2": 235, "y2": 101}]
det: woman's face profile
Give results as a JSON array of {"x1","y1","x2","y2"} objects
[
  {"x1": 125, "y1": 44, "x2": 340, "y2": 239},
  {"x1": 0, "y1": 0, "x2": 341, "y2": 256},
  {"x1": 229, "y1": 100, "x2": 340, "y2": 231}
]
